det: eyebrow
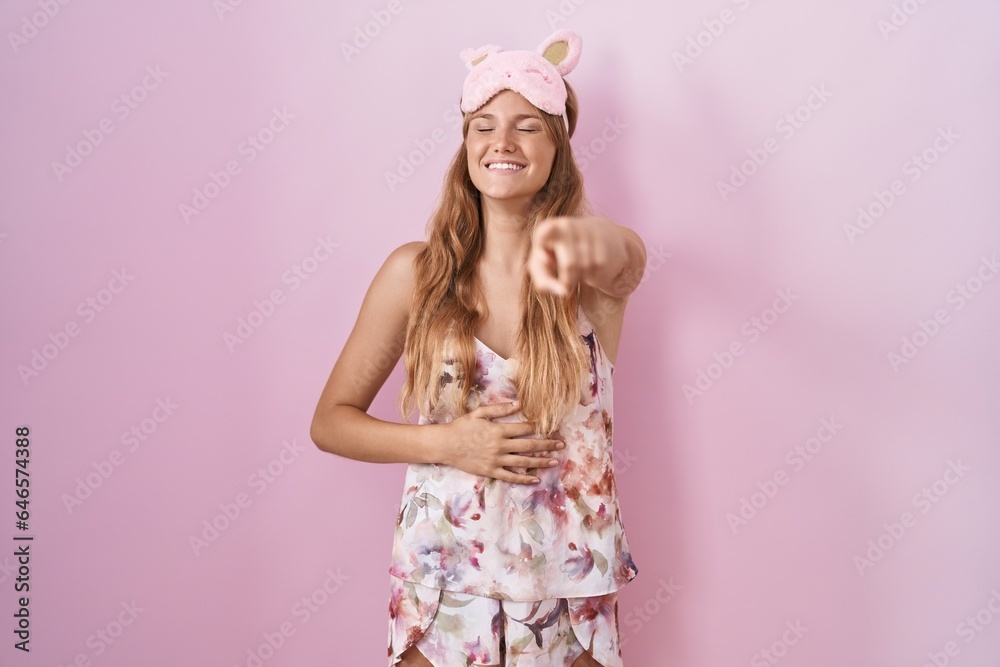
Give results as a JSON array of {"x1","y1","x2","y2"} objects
[{"x1": 471, "y1": 113, "x2": 542, "y2": 122}]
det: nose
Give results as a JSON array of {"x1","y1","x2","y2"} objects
[{"x1": 491, "y1": 126, "x2": 516, "y2": 153}]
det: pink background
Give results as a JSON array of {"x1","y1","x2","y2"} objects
[{"x1": 3, "y1": 1, "x2": 1000, "y2": 665}]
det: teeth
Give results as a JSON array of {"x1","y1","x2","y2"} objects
[{"x1": 488, "y1": 163, "x2": 524, "y2": 171}]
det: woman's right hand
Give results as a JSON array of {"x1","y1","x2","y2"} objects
[{"x1": 437, "y1": 401, "x2": 565, "y2": 484}]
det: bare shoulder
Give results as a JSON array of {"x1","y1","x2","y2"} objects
[
  {"x1": 380, "y1": 240, "x2": 426, "y2": 298},
  {"x1": 311, "y1": 240, "x2": 426, "y2": 416},
  {"x1": 390, "y1": 239, "x2": 427, "y2": 263},
  {"x1": 361, "y1": 239, "x2": 427, "y2": 342},
  {"x1": 351, "y1": 240, "x2": 425, "y2": 324}
]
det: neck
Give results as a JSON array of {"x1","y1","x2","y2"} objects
[{"x1": 479, "y1": 196, "x2": 534, "y2": 274}]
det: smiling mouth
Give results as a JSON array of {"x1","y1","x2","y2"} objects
[{"x1": 486, "y1": 162, "x2": 526, "y2": 172}]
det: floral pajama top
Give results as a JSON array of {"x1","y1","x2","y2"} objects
[{"x1": 388, "y1": 302, "x2": 639, "y2": 601}]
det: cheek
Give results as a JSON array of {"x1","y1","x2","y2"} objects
[
  {"x1": 537, "y1": 151, "x2": 556, "y2": 177},
  {"x1": 466, "y1": 140, "x2": 485, "y2": 162},
  {"x1": 535, "y1": 143, "x2": 556, "y2": 167}
]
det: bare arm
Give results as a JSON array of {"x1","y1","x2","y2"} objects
[
  {"x1": 310, "y1": 241, "x2": 565, "y2": 484},
  {"x1": 528, "y1": 217, "x2": 647, "y2": 300},
  {"x1": 309, "y1": 241, "x2": 445, "y2": 464},
  {"x1": 582, "y1": 220, "x2": 647, "y2": 299}
]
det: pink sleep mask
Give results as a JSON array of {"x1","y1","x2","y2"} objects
[{"x1": 459, "y1": 29, "x2": 583, "y2": 131}]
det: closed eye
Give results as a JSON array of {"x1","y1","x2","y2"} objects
[{"x1": 475, "y1": 128, "x2": 540, "y2": 133}]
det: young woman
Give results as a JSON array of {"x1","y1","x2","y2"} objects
[{"x1": 310, "y1": 29, "x2": 646, "y2": 667}]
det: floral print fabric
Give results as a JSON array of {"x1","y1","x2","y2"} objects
[
  {"x1": 388, "y1": 303, "x2": 639, "y2": 601},
  {"x1": 387, "y1": 574, "x2": 624, "y2": 667}
]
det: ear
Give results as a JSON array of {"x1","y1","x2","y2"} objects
[
  {"x1": 537, "y1": 29, "x2": 582, "y2": 76},
  {"x1": 459, "y1": 43, "x2": 502, "y2": 71}
]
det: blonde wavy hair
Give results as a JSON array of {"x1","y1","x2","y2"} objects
[{"x1": 397, "y1": 81, "x2": 594, "y2": 437}]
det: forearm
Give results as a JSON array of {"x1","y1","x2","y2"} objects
[
  {"x1": 310, "y1": 404, "x2": 444, "y2": 465},
  {"x1": 583, "y1": 221, "x2": 647, "y2": 299}
]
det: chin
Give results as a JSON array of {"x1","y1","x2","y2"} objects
[{"x1": 481, "y1": 190, "x2": 537, "y2": 203}]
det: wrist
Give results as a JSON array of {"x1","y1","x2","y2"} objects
[{"x1": 420, "y1": 423, "x2": 449, "y2": 465}]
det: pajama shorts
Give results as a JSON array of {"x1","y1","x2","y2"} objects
[{"x1": 387, "y1": 574, "x2": 624, "y2": 667}]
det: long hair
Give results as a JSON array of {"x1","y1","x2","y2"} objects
[{"x1": 397, "y1": 81, "x2": 593, "y2": 437}]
